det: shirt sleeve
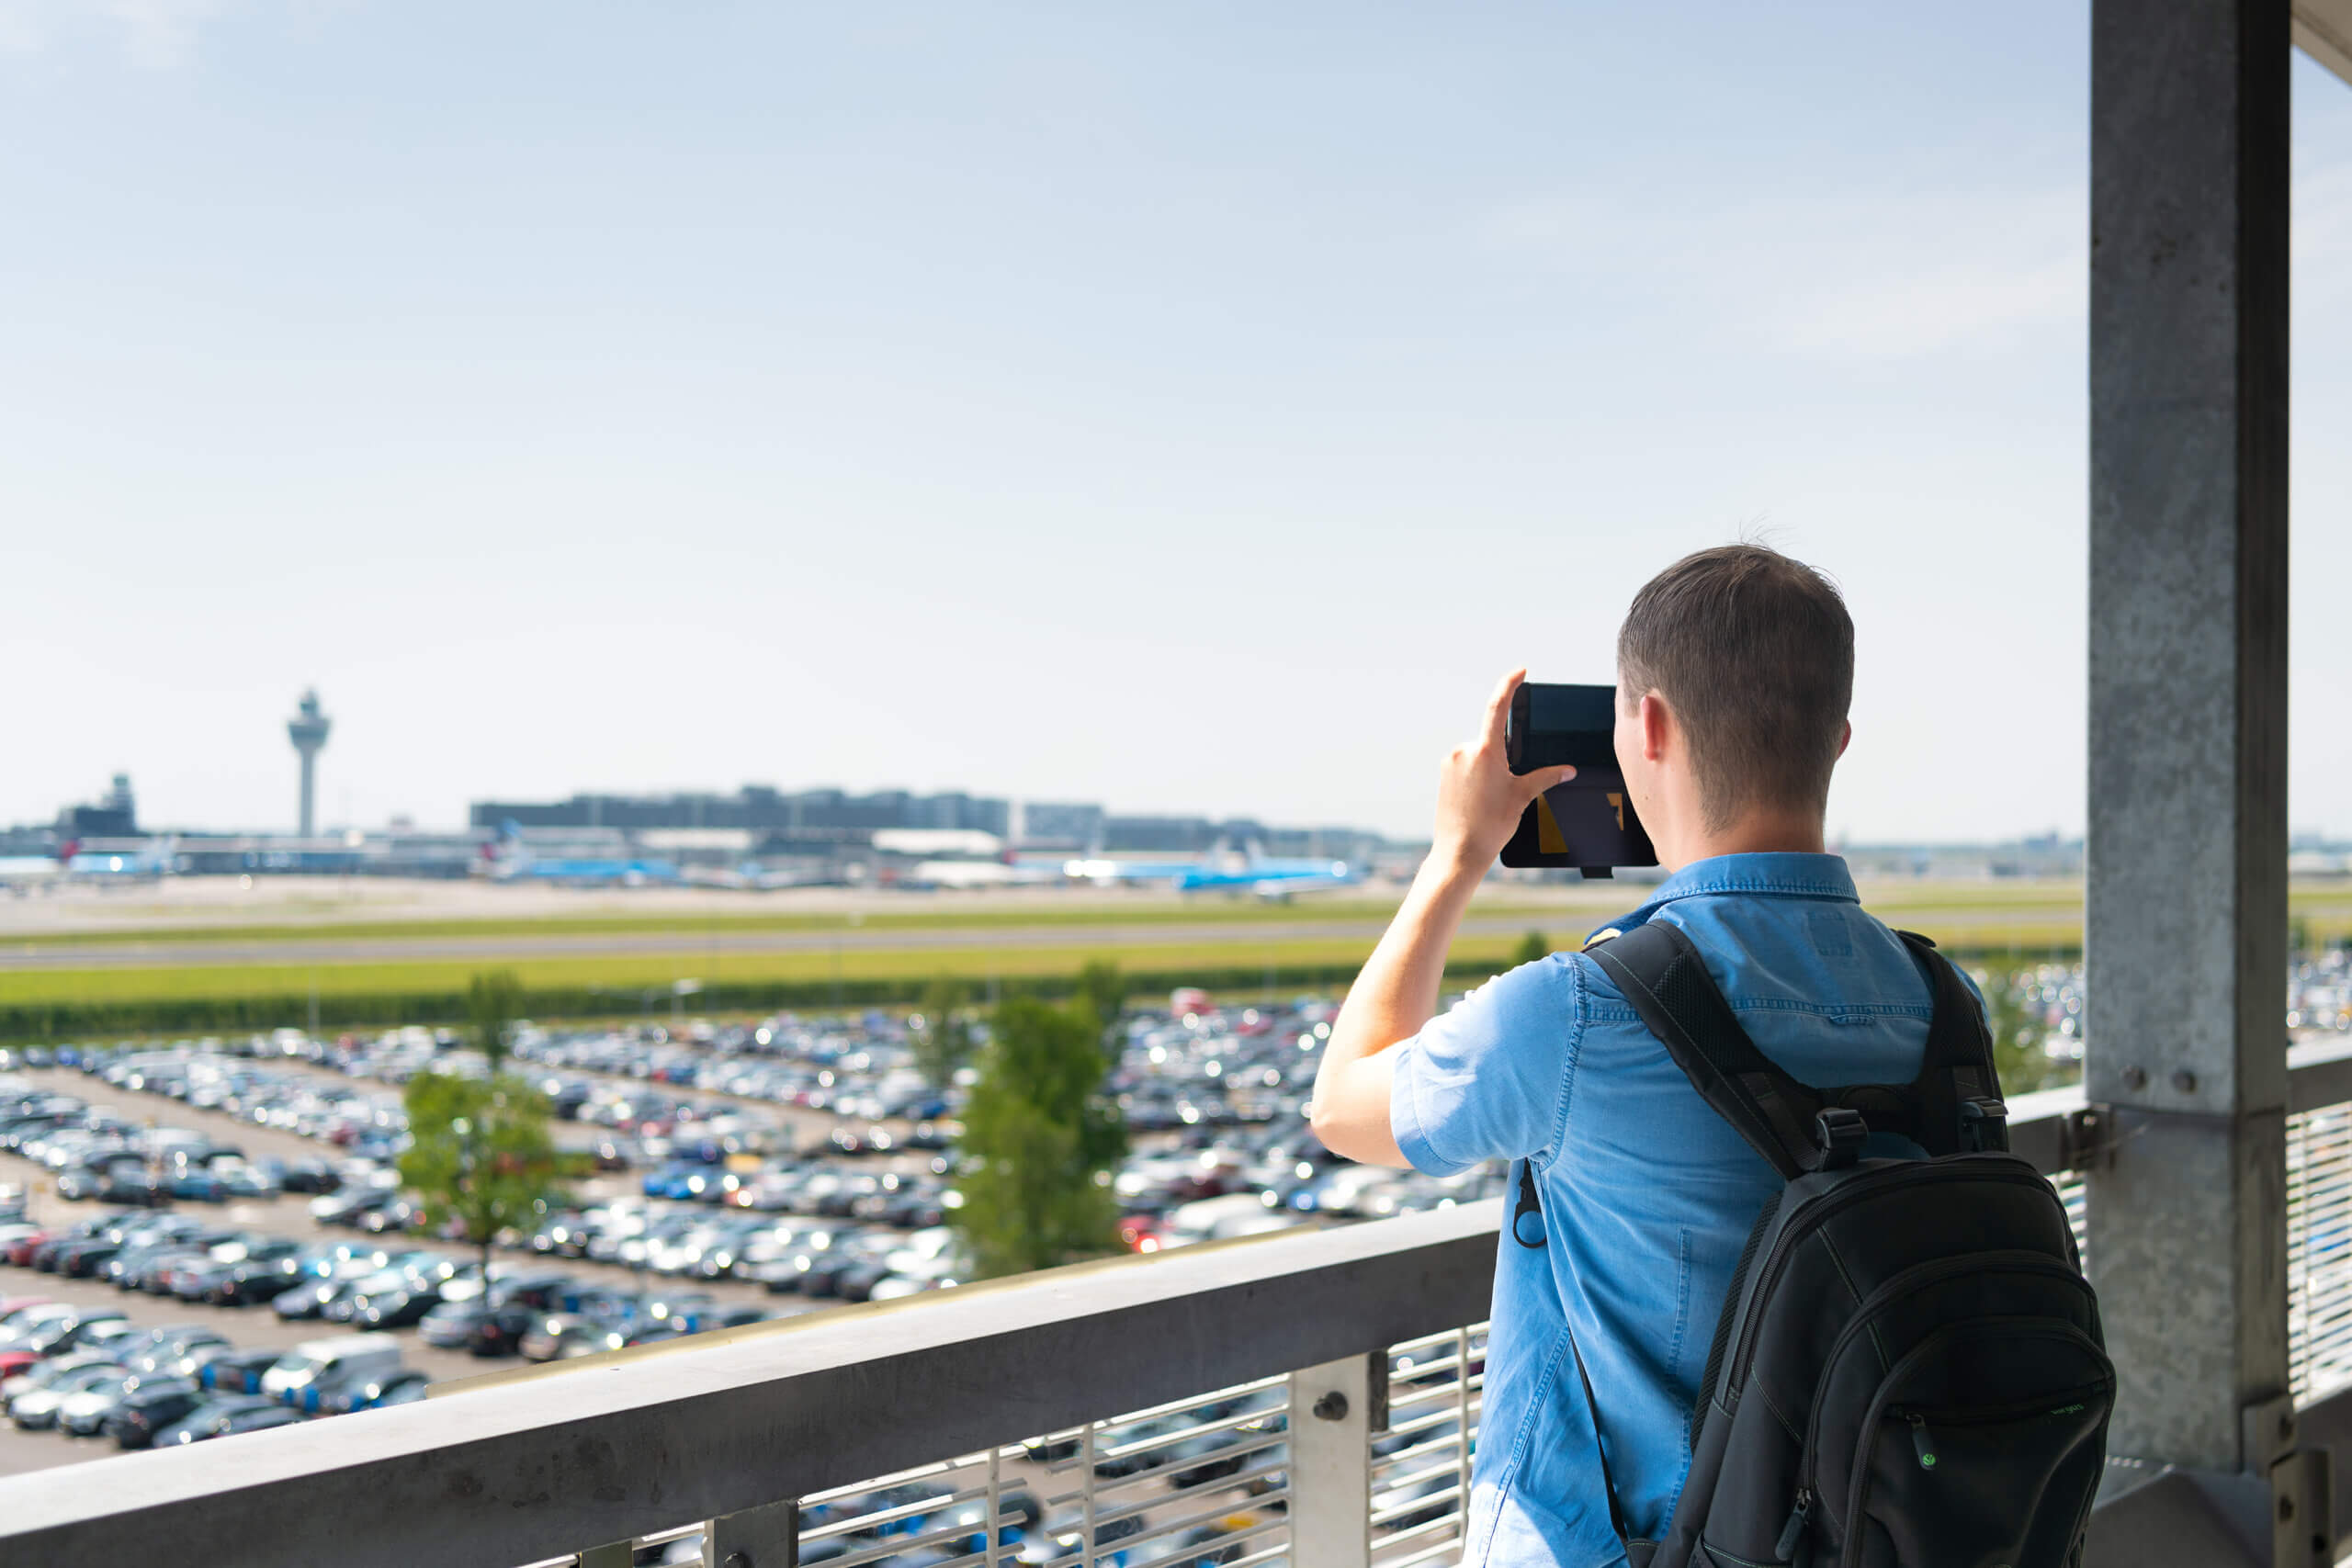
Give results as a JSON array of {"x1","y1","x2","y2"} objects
[{"x1": 1387, "y1": 954, "x2": 1579, "y2": 1177}]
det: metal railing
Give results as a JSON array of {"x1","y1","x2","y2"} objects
[{"x1": 8, "y1": 1046, "x2": 2352, "y2": 1568}]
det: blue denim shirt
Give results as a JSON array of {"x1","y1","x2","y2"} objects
[{"x1": 1389, "y1": 853, "x2": 1973, "y2": 1567}]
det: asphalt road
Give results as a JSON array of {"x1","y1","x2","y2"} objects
[{"x1": 0, "y1": 1065, "x2": 839, "y2": 1479}]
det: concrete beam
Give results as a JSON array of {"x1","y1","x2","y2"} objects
[
  {"x1": 2087, "y1": 0, "x2": 2292, "y2": 1472},
  {"x1": 0, "y1": 1201, "x2": 1500, "y2": 1568},
  {"x1": 2297, "y1": 0, "x2": 2352, "y2": 83}
]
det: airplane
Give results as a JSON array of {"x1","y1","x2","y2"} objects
[
  {"x1": 896, "y1": 859, "x2": 1067, "y2": 891},
  {"x1": 0, "y1": 855, "x2": 63, "y2": 892},
  {"x1": 481, "y1": 822, "x2": 684, "y2": 887},
  {"x1": 683, "y1": 861, "x2": 848, "y2": 892},
  {"x1": 1063, "y1": 840, "x2": 1363, "y2": 900},
  {"x1": 62, "y1": 839, "x2": 177, "y2": 881}
]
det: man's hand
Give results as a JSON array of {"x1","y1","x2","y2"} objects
[
  {"x1": 1430, "y1": 670, "x2": 1578, "y2": 871},
  {"x1": 1309, "y1": 670, "x2": 1576, "y2": 1168}
]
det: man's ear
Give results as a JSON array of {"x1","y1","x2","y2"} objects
[
  {"x1": 1837, "y1": 720, "x2": 1851, "y2": 760},
  {"x1": 1639, "y1": 691, "x2": 1673, "y2": 763}
]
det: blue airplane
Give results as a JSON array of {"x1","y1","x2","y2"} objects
[
  {"x1": 1064, "y1": 841, "x2": 1362, "y2": 900},
  {"x1": 484, "y1": 822, "x2": 684, "y2": 887},
  {"x1": 62, "y1": 840, "x2": 176, "y2": 880}
]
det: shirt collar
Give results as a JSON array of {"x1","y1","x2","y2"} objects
[{"x1": 1585, "y1": 852, "x2": 1858, "y2": 944}]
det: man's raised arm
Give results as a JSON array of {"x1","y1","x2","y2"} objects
[{"x1": 1308, "y1": 670, "x2": 1575, "y2": 1167}]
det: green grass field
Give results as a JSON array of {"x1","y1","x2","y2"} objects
[
  {"x1": 0, "y1": 911, "x2": 2089, "y2": 1015},
  {"x1": 7, "y1": 877, "x2": 2352, "y2": 1039},
  {"x1": 4, "y1": 896, "x2": 1507, "y2": 950},
  {"x1": 0, "y1": 933, "x2": 1532, "y2": 1009}
]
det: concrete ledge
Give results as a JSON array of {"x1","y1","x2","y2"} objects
[{"x1": 0, "y1": 1202, "x2": 1498, "y2": 1568}]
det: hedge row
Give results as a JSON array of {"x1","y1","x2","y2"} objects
[
  {"x1": 0, "y1": 940, "x2": 2073, "y2": 1045},
  {"x1": 0, "y1": 961, "x2": 1426, "y2": 1044}
]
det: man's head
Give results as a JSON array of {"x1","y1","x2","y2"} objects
[{"x1": 1613, "y1": 544, "x2": 1853, "y2": 852}]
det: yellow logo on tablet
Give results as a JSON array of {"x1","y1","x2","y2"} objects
[
  {"x1": 1536, "y1": 794, "x2": 1568, "y2": 855},
  {"x1": 1607, "y1": 792, "x2": 1625, "y2": 830}
]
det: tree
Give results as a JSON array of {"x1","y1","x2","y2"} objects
[
  {"x1": 1069, "y1": 960, "x2": 1127, "y2": 1040},
  {"x1": 399, "y1": 1069, "x2": 569, "y2": 1277},
  {"x1": 955, "y1": 995, "x2": 1128, "y2": 1279},
  {"x1": 910, "y1": 974, "x2": 977, "y2": 1090},
  {"x1": 1510, "y1": 931, "x2": 1551, "y2": 968},
  {"x1": 468, "y1": 968, "x2": 524, "y2": 1075},
  {"x1": 1983, "y1": 965, "x2": 2070, "y2": 1095}
]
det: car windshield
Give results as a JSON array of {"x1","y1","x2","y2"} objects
[{"x1": 28, "y1": 1359, "x2": 113, "y2": 1390}]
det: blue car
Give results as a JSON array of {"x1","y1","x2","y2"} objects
[{"x1": 168, "y1": 1169, "x2": 227, "y2": 1203}]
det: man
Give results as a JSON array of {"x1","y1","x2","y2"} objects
[{"x1": 1311, "y1": 544, "x2": 1973, "y2": 1566}]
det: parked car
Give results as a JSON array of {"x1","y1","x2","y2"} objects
[
  {"x1": 123, "y1": 1325, "x2": 232, "y2": 1382},
  {"x1": 260, "y1": 1335, "x2": 403, "y2": 1407},
  {"x1": 8, "y1": 1362, "x2": 123, "y2": 1429},
  {"x1": 152, "y1": 1396, "x2": 302, "y2": 1445},
  {"x1": 214, "y1": 1251, "x2": 317, "y2": 1305},
  {"x1": 98, "y1": 1170, "x2": 171, "y2": 1208},
  {"x1": 0, "y1": 1305, "x2": 129, "y2": 1359},
  {"x1": 517, "y1": 1314, "x2": 615, "y2": 1362},
  {"x1": 62, "y1": 1374, "x2": 197, "y2": 1438},
  {"x1": 272, "y1": 1276, "x2": 364, "y2": 1321},
  {"x1": 317, "y1": 1367, "x2": 429, "y2": 1416},
  {"x1": 0, "y1": 1349, "x2": 118, "y2": 1404},
  {"x1": 198, "y1": 1348, "x2": 283, "y2": 1396},
  {"x1": 350, "y1": 1283, "x2": 442, "y2": 1332}
]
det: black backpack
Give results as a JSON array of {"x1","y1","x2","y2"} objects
[{"x1": 1555, "y1": 919, "x2": 2112, "y2": 1568}]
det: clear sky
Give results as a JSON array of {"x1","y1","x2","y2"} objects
[{"x1": 4, "y1": 3, "x2": 2348, "y2": 843}]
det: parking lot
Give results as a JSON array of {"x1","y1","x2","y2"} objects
[
  {"x1": 0, "y1": 1059, "x2": 830, "y2": 1478},
  {"x1": 0, "y1": 993, "x2": 1504, "y2": 1483}
]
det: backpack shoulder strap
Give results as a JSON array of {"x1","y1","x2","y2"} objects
[
  {"x1": 1891, "y1": 930, "x2": 2010, "y2": 1155},
  {"x1": 1584, "y1": 921, "x2": 1849, "y2": 1181}
]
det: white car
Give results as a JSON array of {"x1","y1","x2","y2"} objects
[
  {"x1": 8, "y1": 1364, "x2": 121, "y2": 1429},
  {"x1": 260, "y1": 1335, "x2": 401, "y2": 1404},
  {"x1": 55, "y1": 1373, "x2": 142, "y2": 1435},
  {"x1": 0, "y1": 1352, "x2": 119, "y2": 1404}
]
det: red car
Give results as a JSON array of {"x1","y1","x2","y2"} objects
[{"x1": 5, "y1": 1232, "x2": 52, "y2": 1268}]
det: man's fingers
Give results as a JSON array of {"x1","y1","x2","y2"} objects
[
  {"x1": 1520, "y1": 764, "x2": 1576, "y2": 802},
  {"x1": 1481, "y1": 669, "x2": 1525, "y2": 750}
]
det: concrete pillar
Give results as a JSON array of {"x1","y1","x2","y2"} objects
[{"x1": 2086, "y1": 0, "x2": 2291, "y2": 1472}]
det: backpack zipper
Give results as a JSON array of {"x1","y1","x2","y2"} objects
[
  {"x1": 1901, "y1": 1409, "x2": 1936, "y2": 1470},
  {"x1": 1721, "y1": 1159, "x2": 2064, "y2": 1404},
  {"x1": 1773, "y1": 1490, "x2": 1814, "y2": 1561}
]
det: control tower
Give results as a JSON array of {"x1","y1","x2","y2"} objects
[{"x1": 287, "y1": 689, "x2": 331, "y2": 839}]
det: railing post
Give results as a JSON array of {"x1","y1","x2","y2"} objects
[
  {"x1": 702, "y1": 1499, "x2": 797, "y2": 1568},
  {"x1": 985, "y1": 1445, "x2": 1004, "y2": 1568},
  {"x1": 1289, "y1": 1353, "x2": 1378, "y2": 1568}
]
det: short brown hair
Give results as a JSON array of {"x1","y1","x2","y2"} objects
[{"x1": 1616, "y1": 544, "x2": 1854, "y2": 830}]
